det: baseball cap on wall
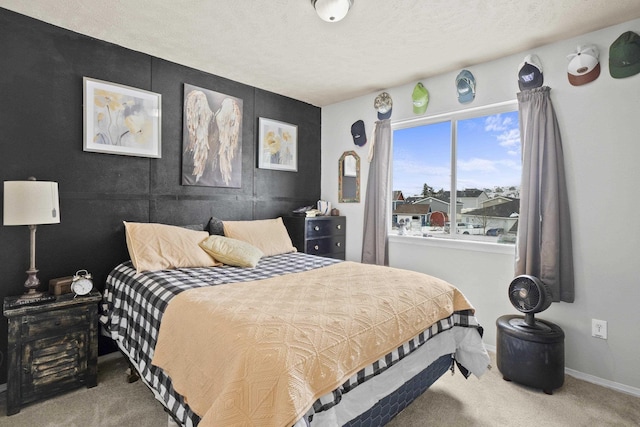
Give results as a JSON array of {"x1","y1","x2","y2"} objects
[
  {"x1": 567, "y1": 45, "x2": 601, "y2": 86},
  {"x1": 351, "y1": 120, "x2": 367, "y2": 146},
  {"x1": 456, "y1": 70, "x2": 475, "y2": 104},
  {"x1": 609, "y1": 30, "x2": 640, "y2": 78},
  {"x1": 517, "y1": 54, "x2": 543, "y2": 90},
  {"x1": 412, "y1": 83, "x2": 429, "y2": 114},
  {"x1": 374, "y1": 92, "x2": 393, "y2": 120}
]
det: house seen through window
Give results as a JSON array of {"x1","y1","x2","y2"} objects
[{"x1": 392, "y1": 106, "x2": 521, "y2": 243}]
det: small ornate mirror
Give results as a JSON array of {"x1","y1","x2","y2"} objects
[{"x1": 339, "y1": 151, "x2": 360, "y2": 203}]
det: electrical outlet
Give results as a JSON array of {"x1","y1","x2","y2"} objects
[{"x1": 592, "y1": 319, "x2": 607, "y2": 339}]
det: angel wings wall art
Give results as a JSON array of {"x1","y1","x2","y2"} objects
[{"x1": 182, "y1": 83, "x2": 243, "y2": 188}]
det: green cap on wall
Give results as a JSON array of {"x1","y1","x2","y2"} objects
[
  {"x1": 609, "y1": 31, "x2": 640, "y2": 78},
  {"x1": 412, "y1": 83, "x2": 429, "y2": 115}
]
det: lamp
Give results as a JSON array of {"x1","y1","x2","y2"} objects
[
  {"x1": 311, "y1": 0, "x2": 353, "y2": 22},
  {"x1": 3, "y1": 177, "x2": 60, "y2": 299}
]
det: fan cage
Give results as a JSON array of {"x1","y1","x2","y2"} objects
[{"x1": 508, "y1": 275, "x2": 552, "y2": 314}]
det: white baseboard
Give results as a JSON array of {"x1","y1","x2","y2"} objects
[
  {"x1": 564, "y1": 368, "x2": 640, "y2": 398},
  {"x1": 483, "y1": 344, "x2": 640, "y2": 398}
]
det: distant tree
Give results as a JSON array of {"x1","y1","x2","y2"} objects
[
  {"x1": 479, "y1": 206, "x2": 490, "y2": 232},
  {"x1": 422, "y1": 183, "x2": 434, "y2": 197}
]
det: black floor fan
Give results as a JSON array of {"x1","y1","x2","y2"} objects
[{"x1": 496, "y1": 275, "x2": 565, "y2": 394}]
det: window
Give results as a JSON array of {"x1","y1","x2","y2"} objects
[{"x1": 391, "y1": 104, "x2": 521, "y2": 243}]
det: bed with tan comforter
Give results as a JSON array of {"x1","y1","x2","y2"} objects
[{"x1": 101, "y1": 252, "x2": 489, "y2": 427}]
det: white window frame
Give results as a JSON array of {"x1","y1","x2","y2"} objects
[{"x1": 390, "y1": 100, "x2": 519, "y2": 251}]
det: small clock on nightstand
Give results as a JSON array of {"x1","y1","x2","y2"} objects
[{"x1": 71, "y1": 269, "x2": 94, "y2": 296}]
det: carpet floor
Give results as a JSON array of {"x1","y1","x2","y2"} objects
[{"x1": 0, "y1": 352, "x2": 638, "y2": 426}]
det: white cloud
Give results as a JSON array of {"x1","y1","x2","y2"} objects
[
  {"x1": 485, "y1": 114, "x2": 513, "y2": 132},
  {"x1": 496, "y1": 158, "x2": 522, "y2": 170},
  {"x1": 458, "y1": 158, "x2": 498, "y2": 173},
  {"x1": 393, "y1": 158, "x2": 450, "y2": 194},
  {"x1": 498, "y1": 128, "x2": 520, "y2": 148}
]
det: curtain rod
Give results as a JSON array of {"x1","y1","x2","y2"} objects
[{"x1": 391, "y1": 99, "x2": 518, "y2": 129}]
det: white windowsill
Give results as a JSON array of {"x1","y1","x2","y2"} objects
[{"x1": 388, "y1": 234, "x2": 516, "y2": 255}]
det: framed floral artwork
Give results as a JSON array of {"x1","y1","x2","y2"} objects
[
  {"x1": 83, "y1": 77, "x2": 162, "y2": 158},
  {"x1": 258, "y1": 117, "x2": 297, "y2": 172}
]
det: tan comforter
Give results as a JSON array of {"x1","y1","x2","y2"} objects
[{"x1": 152, "y1": 261, "x2": 474, "y2": 427}]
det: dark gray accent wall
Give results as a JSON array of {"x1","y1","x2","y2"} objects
[{"x1": 0, "y1": 8, "x2": 321, "y2": 384}]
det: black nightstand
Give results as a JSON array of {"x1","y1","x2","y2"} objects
[
  {"x1": 3, "y1": 292, "x2": 101, "y2": 415},
  {"x1": 283, "y1": 216, "x2": 346, "y2": 260}
]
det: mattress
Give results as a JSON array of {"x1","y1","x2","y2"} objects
[{"x1": 100, "y1": 252, "x2": 488, "y2": 426}]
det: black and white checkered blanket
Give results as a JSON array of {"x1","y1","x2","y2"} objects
[{"x1": 99, "y1": 252, "x2": 482, "y2": 427}]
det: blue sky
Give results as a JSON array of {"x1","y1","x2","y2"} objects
[{"x1": 392, "y1": 111, "x2": 521, "y2": 196}]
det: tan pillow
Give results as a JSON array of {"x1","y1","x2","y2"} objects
[
  {"x1": 223, "y1": 217, "x2": 296, "y2": 257},
  {"x1": 199, "y1": 235, "x2": 264, "y2": 268},
  {"x1": 124, "y1": 221, "x2": 219, "y2": 273}
]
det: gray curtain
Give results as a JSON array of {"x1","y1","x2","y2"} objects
[
  {"x1": 516, "y1": 87, "x2": 574, "y2": 302},
  {"x1": 361, "y1": 120, "x2": 391, "y2": 265}
]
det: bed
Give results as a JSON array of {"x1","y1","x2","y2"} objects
[{"x1": 99, "y1": 220, "x2": 490, "y2": 427}]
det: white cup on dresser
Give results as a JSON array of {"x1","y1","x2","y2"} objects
[{"x1": 317, "y1": 200, "x2": 331, "y2": 216}]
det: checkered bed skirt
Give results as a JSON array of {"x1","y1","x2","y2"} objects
[{"x1": 99, "y1": 252, "x2": 482, "y2": 427}]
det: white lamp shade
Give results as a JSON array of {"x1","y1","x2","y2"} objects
[
  {"x1": 3, "y1": 180, "x2": 60, "y2": 226},
  {"x1": 313, "y1": 0, "x2": 352, "y2": 22}
]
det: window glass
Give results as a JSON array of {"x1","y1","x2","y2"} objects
[{"x1": 392, "y1": 108, "x2": 521, "y2": 244}]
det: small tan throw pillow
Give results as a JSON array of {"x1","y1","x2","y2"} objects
[
  {"x1": 223, "y1": 217, "x2": 296, "y2": 257},
  {"x1": 199, "y1": 235, "x2": 264, "y2": 268},
  {"x1": 124, "y1": 221, "x2": 219, "y2": 273}
]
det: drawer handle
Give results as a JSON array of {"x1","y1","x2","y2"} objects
[
  {"x1": 23, "y1": 367, "x2": 29, "y2": 374},
  {"x1": 336, "y1": 224, "x2": 341, "y2": 230},
  {"x1": 336, "y1": 242, "x2": 341, "y2": 247},
  {"x1": 314, "y1": 245, "x2": 319, "y2": 250},
  {"x1": 314, "y1": 225, "x2": 320, "y2": 231}
]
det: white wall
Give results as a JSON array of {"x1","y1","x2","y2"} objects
[{"x1": 321, "y1": 19, "x2": 640, "y2": 393}]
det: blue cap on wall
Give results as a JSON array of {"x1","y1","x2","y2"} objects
[{"x1": 456, "y1": 70, "x2": 476, "y2": 104}]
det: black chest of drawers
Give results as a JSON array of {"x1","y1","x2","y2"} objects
[{"x1": 283, "y1": 216, "x2": 346, "y2": 260}]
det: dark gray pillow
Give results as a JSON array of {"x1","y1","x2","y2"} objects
[{"x1": 206, "y1": 217, "x2": 225, "y2": 236}]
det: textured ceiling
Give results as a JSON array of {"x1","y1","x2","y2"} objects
[{"x1": 2, "y1": 0, "x2": 640, "y2": 106}]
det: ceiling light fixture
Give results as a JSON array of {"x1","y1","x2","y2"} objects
[{"x1": 311, "y1": 0, "x2": 353, "y2": 22}]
